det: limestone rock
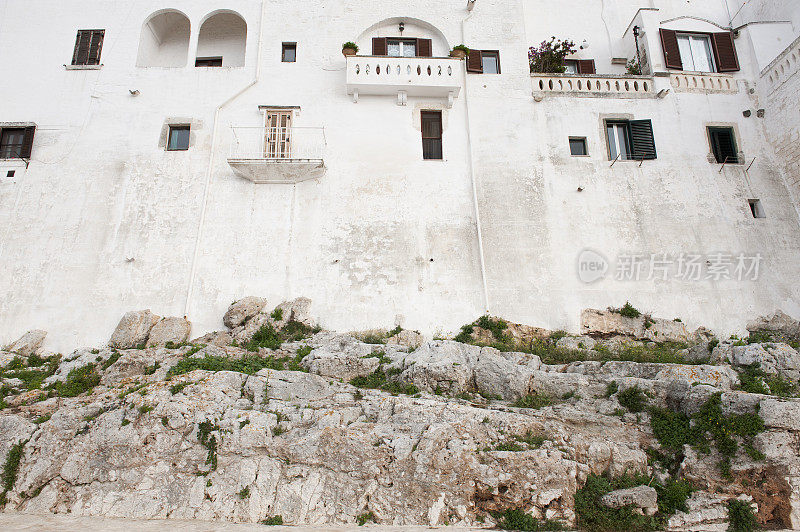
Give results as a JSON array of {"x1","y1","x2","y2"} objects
[
  {"x1": 223, "y1": 297, "x2": 266, "y2": 329},
  {"x1": 385, "y1": 329, "x2": 425, "y2": 349},
  {"x1": 581, "y1": 308, "x2": 645, "y2": 338},
  {"x1": 191, "y1": 331, "x2": 233, "y2": 347},
  {"x1": 0, "y1": 350, "x2": 19, "y2": 367},
  {"x1": 6, "y1": 330, "x2": 47, "y2": 356},
  {"x1": 601, "y1": 485, "x2": 658, "y2": 514},
  {"x1": 399, "y1": 340, "x2": 538, "y2": 399},
  {"x1": 556, "y1": 335, "x2": 596, "y2": 350},
  {"x1": 729, "y1": 343, "x2": 800, "y2": 379},
  {"x1": 667, "y1": 492, "x2": 729, "y2": 531},
  {"x1": 654, "y1": 364, "x2": 739, "y2": 389},
  {"x1": 747, "y1": 310, "x2": 800, "y2": 338},
  {"x1": 642, "y1": 318, "x2": 691, "y2": 343},
  {"x1": 271, "y1": 297, "x2": 315, "y2": 328},
  {"x1": 302, "y1": 337, "x2": 381, "y2": 381},
  {"x1": 108, "y1": 310, "x2": 160, "y2": 349},
  {"x1": 146, "y1": 317, "x2": 191, "y2": 347},
  {"x1": 759, "y1": 398, "x2": 800, "y2": 430}
]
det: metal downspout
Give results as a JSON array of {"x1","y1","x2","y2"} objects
[{"x1": 183, "y1": 1, "x2": 267, "y2": 318}]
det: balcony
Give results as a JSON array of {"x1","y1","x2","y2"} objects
[
  {"x1": 531, "y1": 74, "x2": 656, "y2": 99},
  {"x1": 669, "y1": 72, "x2": 738, "y2": 94},
  {"x1": 227, "y1": 127, "x2": 326, "y2": 184},
  {"x1": 345, "y1": 56, "x2": 463, "y2": 106}
]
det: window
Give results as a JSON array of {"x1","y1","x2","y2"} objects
[
  {"x1": 421, "y1": 111, "x2": 443, "y2": 160},
  {"x1": 605, "y1": 120, "x2": 657, "y2": 161},
  {"x1": 282, "y1": 43, "x2": 297, "y2": 62},
  {"x1": 467, "y1": 50, "x2": 501, "y2": 74},
  {"x1": 372, "y1": 38, "x2": 431, "y2": 57},
  {"x1": 677, "y1": 34, "x2": 715, "y2": 72},
  {"x1": 708, "y1": 127, "x2": 739, "y2": 164},
  {"x1": 195, "y1": 57, "x2": 223, "y2": 67},
  {"x1": 167, "y1": 125, "x2": 190, "y2": 151},
  {"x1": 7, "y1": 170, "x2": 15, "y2": 178},
  {"x1": 0, "y1": 127, "x2": 35, "y2": 159},
  {"x1": 569, "y1": 137, "x2": 588, "y2": 156},
  {"x1": 660, "y1": 29, "x2": 740, "y2": 72},
  {"x1": 748, "y1": 199, "x2": 765, "y2": 219},
  {"x1": 264, "y1": 110, "x2": 293, "y2": 158},
  {"x1": 72, "y1": 29, "x2": 104, "y2": 66},
  {"x1": 563, "y1": 60, "x2": 596, "y2": 74},
  {"x1": 387, "y1": 39, "x2": 416, "y2": 57}
]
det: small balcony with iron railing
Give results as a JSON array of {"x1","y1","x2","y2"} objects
[
  {"x1": 345, "y1": 56, "x2": 463, "y2": 107},
  {"x1": 227, "y1": 126, "x2": 326, "y2": 184}
]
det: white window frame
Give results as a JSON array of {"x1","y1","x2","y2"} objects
[
  {"x1": 387, "y1": 38, "x2": 416, "y2": 58},
  {"x1": 606, "y1": 122, "x2": 632, "y2": 160},
  {"x1": 677, "y1": 33, "x2": 716, "y2": 73}
]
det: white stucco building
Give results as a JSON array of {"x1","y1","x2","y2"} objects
[{"x1": 1, "y1": 0, "x2": 799, "y2": 351}]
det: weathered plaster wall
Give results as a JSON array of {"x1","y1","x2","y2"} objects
[{"x1": 1, "y1": 0, "x2": 799, "y2": 351}]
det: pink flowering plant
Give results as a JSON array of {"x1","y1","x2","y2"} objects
[{"x1": 529, "y1": 37, "x2": 577, "y2": 73}]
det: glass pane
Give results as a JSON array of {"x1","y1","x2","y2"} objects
[
  {"x1": 482, "y1": 53, "x2": 499, "y2": 74},
  {"x1": 421, "y1": 113, "x2": 441, "y2": 138},
  {"x1": 563, "y1": 61, "x2": 578, "y2": 74},
  {"x1": 282, "y1": 45, "x2": 296, "y2": 62},
  {"x1": 168, "y1": 128, "x2": 190, "y2": 150},
  {"x1": 569, "y1": 138, "x2": 586, "y2": 156},
  {"x1": 617, "y1": 124, "x2": 631, "y2": 159},
  {"x1": 691, "y1": 35, "x2": 714, "y2": 72},
  {"x1": 0, "y1": 129, "x2": 24, "y2": 158},
  {"x1": 403, "y1": 41, "x2": 416, "y2": 57},
  {"x1": 387, "y1": 40, "x2": 401, "y2": 57},
  {"x1": 607, "y1": 124, "x2": 618, "y2": 159},
  {"x1": 677, "y1": 35, "x2": 694, "y2": 70}
]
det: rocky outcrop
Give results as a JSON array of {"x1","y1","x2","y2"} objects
[
  {"x1": 385, "y1": 329, "x2": 425, "y2": 349},
  {"x1": 108, "y1": 310, "x2": 160, "y2": 349},
  {"x1": 146, "y1": 317, "x2": 191, "y2": 347},
  {"x1": 5, "y1": 330, "x2": 47, "y2": 357},
  {"x1": 580, "y1": 308, "x2": 696, "y2": 343},
  {"x1": 223, "y1": 297, "x2": 267, "y2": 329},
  {"x1": 601, "y1": 485, "x2": 658, "y2": 515},
  {"x1": 748, "y1": 310, "x2": 800, "y2": 339},
  {"x1": 2, "y1": 304, "x2": 799, "y2": 530}
]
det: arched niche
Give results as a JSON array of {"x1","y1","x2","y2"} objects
[
  {"x1": 356, "y1": 17, "x2": 450, "y2": 57},
  {"x1": 137, "y1": 10, "x2": 191, "y2": 67},
  {"x1": 195, "y1": 11, "x2": 247, "y2": 67}
]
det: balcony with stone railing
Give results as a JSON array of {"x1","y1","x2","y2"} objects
[
  {"x1": 531, "y1": 73, "x2": 656, "y2": 99},
  {"x1": 669, "y1": 72, "x2": 738, "y2": 94},
  {"x1": 345, "y1": 56, "x2": 463, "y2": 107},
  {"x1": 227, "y1": 127, "x2": 326, "y2": 184}
]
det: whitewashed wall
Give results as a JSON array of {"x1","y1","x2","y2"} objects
[{"x1": 0, "y1": 0, "x2": 799, "y2": 351}]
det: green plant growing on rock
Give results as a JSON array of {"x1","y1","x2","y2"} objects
[
  {"x1": 261, "y1": 516, "x2": 284, "y2": 525},
  {"x1": 349, "y1": 368, "x2": 418, "y2": 396},
  {"x1": 727, "y1": 499, "x2": 758, "y2": 532},
  {"x1": 0, "y1": 440, "x2": 26, "y2": 508},
  {"x1": 605, "y1": 381, "x2": 619, "y2": 397},
  {"x1": 101, "y1": 352, "x2": 121, "y2": 370},
  {"x1": 612, "y1": 302, "x2": 642, "y2": 319},
  {"x1": 238, "y1": 487, "x2": 250, "y2": 499},
  {"x1": 54, "y1": 364, "x2": 101, "y2": 398},
  {"x1": 197, "y1": 420, "x2": 220, "y2": 471},
  {"x1": 574, "y1": 473, "x2": 660, "y2": 531},
  {"x1": 270, "y1": 308, "x2": 284, "y2": 321},
  {"x1": 356, "y1": 511, "x2": 376, "y2": 526},
  {"x1": 512, "y1": 393, "x2": 554, "y2": 409},
  {"x1": 617, "y1": 386, "x2": 647, "y2": 413},
  {"x1": 492, "y1": 509, "x2": 565, "y2": 531}
]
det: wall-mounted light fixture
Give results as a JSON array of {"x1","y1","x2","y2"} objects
[{"x1": 399, "y1": 22, "x2": 405, "y2": 34}]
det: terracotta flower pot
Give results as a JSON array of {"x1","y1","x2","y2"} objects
[
  {"x1": 342, "y1": 48, "x2": 357, "y2": 57},
  {"x1": 450, "y1": 49, "x2": 468, "y2": 59}
]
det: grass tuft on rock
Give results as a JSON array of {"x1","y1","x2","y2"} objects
[
  {"x1": 512, "y1": 393, "x2": 554, "y2": 409},
  {"x1": 0, "y1": 440, "x2": 26, "y2": 508},
  {"x1": 727, "y1": 499, "x2": 758, "y2": 532},
  {"x1": 54, "y1": 364, "x2": 101, "y2": 398},
  {"x1": 492, "y1": 509, "x2": 565, "y2": 531},
  {"x1": 261, "y1": 516, "x2": 284, "y2": 525},
  {"x1": 617, "y1": 386, "x2": 647, "y2": 413}
]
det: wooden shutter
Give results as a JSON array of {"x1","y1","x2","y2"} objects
[
  {"x1": 72, "y1": 30, "x2": 92, "y2": 65},
  {"x1": 20, "y1": 126, "x2": 36, "y2": 159},
  {"x1": 629, "y1": 120, "x2": 657, "y2": 160},
  {"x1": 372, "y1": 37, "x2": 387, "y2": 56},
  {"x1": 417, "y1": 38, "x2": 432, "y2": 57},
  {"x1": 712, "y1": 32, "x2": 740, "y2": 72},
  {"x1": 466, "y1": 49, "x2": 483, "y2": 73},
  {"x1": 88, "y1": 30, "x2": 105, "y2": 65},
  {"x1": 659, "y1": 29, "x2": 683, "y2": 70},
  {"x1": 577, "y1": 59, "x2": 596, "y2": 74}
]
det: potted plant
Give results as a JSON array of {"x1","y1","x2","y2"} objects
[
  {"x1": 342, "y1": 42, "x2": 359, "y2": 57},
  {"x1": 450, "y1": 44, "x2": 470, "y2": 59},
  {"x1": 528, "y1": 37, "x2": 576, "y2": 73}
]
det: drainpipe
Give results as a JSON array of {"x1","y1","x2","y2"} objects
[
  {"x1": 183, "y1": 0, "x2": 267, "y2": 318},
  {"x1": 461, "y1": 2, "x2": 491, "y2": 314}
]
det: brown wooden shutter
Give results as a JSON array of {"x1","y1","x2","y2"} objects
[
  {"x1": 20, "y1": 126, "x2": 36, "y2": 159},
  {"x1": 629, "y1": 120, "x2": 657, "y2": 160},
  {"x1": 577, "y1": 59, "x2": 596, "y2": 74},
  {"x1": 417, "y1": 39, "x2": 432, "y2": 57},
  {"x1": 659, "y1": 29, "x2": 683, "y2": 70},
  {"x1": 72, "y1": 30, "x2": 92, "y2": 65},
  {"x1": 372, "y1": 37, "x2": 387, "y2": 56},
  {"x1": 466, "y1": 49, "x2": 483, "y2": 73},
  {"x1": 88, "y1": 30, "x2": 105, "y2": 65},
  {"x1": 712, "y1": 32, "x2": 740, "y2": 72}
]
